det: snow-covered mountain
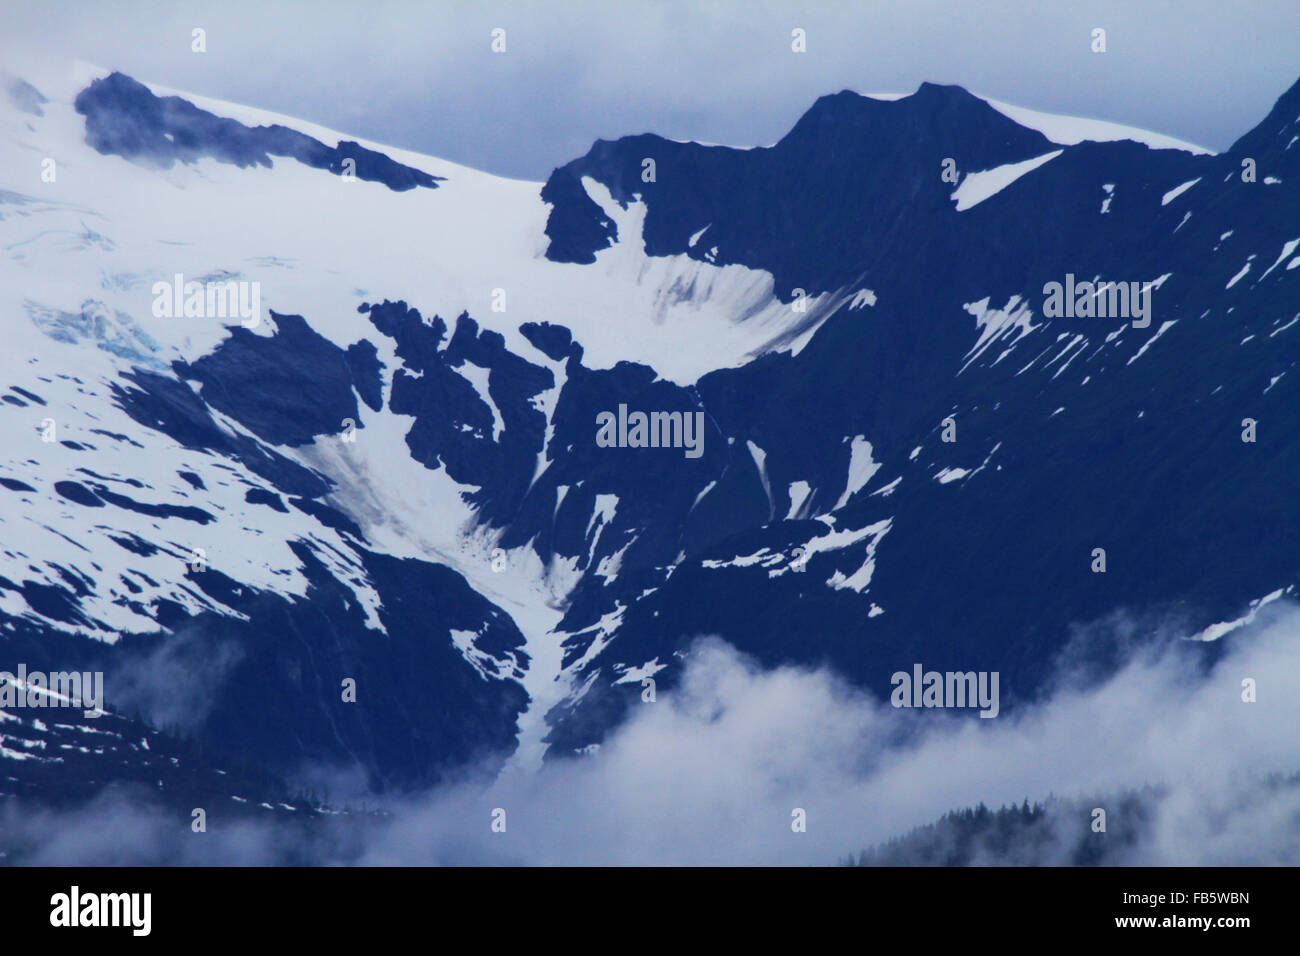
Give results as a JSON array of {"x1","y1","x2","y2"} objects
[{"x1": 1, "y1": 61, "x2": 1297, "y2": 816}]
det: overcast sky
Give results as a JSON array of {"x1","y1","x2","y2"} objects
[{"x1": 5, "y1": 0, "x2": 1298, "y2": 180}]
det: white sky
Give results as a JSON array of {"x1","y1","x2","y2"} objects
[{"x1": 4, "y1": 0, "x2": 1298, "y2": 179}]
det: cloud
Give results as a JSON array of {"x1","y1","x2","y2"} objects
[
  {"x1": 107, "y1": 624, "x2": 244, "y2": 734},
  {"x1": 354, "y1": 602, "x2": 1300, "y2": 865},
  {"x1": 0, "y1": 785, "x2": 364, "y2": 865},
  {"x1": 7, "y1": 604, "x2": 1299, "y2": 865}
]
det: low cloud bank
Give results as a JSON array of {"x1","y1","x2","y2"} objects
[{"x1": 6, "y1": 604, "x2": 1299, "y2": 865}]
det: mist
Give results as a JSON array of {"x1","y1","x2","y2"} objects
[{"x1": 8, "y1": 602, "x2": 1298, "y2": 865}]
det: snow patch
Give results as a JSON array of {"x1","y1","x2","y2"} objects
[
  {"x1": 951, "y1": 150, "x2": 1063, "y2": 211},
  {"x1": 1161, "y1": 178, "x2": 1201, "y2": 205}
]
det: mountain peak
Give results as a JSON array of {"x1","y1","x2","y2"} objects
[
  {"x1": 912, "y1": 80, "x2": 987, "y2": 102},
  {"x1": 73, "y1": 71, "x2": 442, "y2": 190},
  {"x1": 782, "y1": 81, "x2": 1052, "y2": 157}
]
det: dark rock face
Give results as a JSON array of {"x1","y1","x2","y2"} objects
[
  {"x1": 75, "y1": 71, "x2": 443, "y2": 191},
  {"x1": 5, "y1": 70, "x2": 1298, "y2": 820}
]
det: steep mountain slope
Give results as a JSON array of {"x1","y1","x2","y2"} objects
[
  {"x1": 1, "y1": 63, "x2": 1296, "y2": 808},
  {"x1": 540, "y1": 79, "x2": 1300, "y2": 753}
]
